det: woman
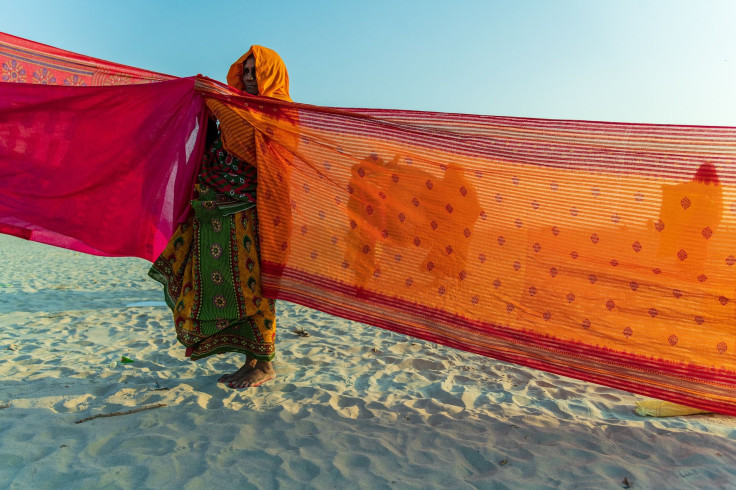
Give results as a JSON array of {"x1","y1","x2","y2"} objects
[{"x1": 149, "y1": 46, "x2": 291, "y2": 388}]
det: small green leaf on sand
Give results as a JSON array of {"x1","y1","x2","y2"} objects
[{"x1": 120, "y1": 356, "x2": 135, "y2": 364}]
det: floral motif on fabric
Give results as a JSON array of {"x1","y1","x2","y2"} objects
[
  {"x1": 213, "y1": 295, "x2": 227, "y2": 309},
  {"x1": 210, "y1": 243, "x2": 222, "y2": 259},
  {"x1": 211, "y1": 218, "x2": 222, "y2": 233},
  {"x1": 105, "y1": 74, "x2": 131, "y2": 86},
  {"x1": 63, "y1": 74, "x2": 87, "y2": 86},
  {"x1": 211, "y1": 270, "x2": 224, "y2": 285},
  {"x1": 2, "y1": 59, "x2": 26, "y2": 82},
  {"x1": 32, "y1": 68, "x2": 56, "y2": 84}
]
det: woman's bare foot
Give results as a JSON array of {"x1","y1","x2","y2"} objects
[
  {"x1": 223, "y1": 358, "x2": 275, "y2": 388},
  {"x1": 218, "y1": 362, "x2": 252, "y2": 383}
]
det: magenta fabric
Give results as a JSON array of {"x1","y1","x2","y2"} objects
[{"x1": 0, "y1": 78, "x2": 207, "y2": 259}]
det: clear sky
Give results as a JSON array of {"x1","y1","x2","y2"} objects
[{"x1": 3, "y1": 0, "x2": 736, "y2": 125}]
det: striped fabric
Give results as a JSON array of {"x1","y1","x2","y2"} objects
[{"x1": 203, "y1": 87, "x2": 736, "y2": 414}]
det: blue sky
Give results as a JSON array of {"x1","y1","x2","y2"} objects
[{"x1": 3, "y1": 0, "x2": 736, "y2": 125}]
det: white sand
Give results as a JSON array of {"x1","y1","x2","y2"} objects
[{"x1": 1, "y1": 233, "x2": 735, "y2": 489}]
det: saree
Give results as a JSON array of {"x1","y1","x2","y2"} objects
[
  {"x1": 2, "y1": 32, "x2": 736, "y2": 414},
  {"x1": 148, "y1": 137, "x2": 276, "y2": 360}
]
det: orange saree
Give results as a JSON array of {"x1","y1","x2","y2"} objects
[{"x1": 203, "y1": 87, "x2": 736, "y2": 414}]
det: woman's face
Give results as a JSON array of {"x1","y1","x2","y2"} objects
[{"x1": 242, "y1": 56, "x2": 258, "y2": 95}]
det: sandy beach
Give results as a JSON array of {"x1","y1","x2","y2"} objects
[{"x1": 1, "y1": 232, "x2": 735, "y2": 489}]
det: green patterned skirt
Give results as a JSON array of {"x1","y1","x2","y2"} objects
[{"x1": 149, "y1": 184, "x2": 276, "y2": 361}]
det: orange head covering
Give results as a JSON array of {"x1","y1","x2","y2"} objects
[{"x1": 226, "y1": 46, "x2": 291, "y2": 102}]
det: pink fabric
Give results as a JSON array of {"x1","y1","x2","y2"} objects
[{"x1": 0, "y1": 78, "x2": 206, "y2": 259}]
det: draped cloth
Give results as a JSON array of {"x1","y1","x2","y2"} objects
[
  {"x1": 2, "y1": 32, "x2": 736, "y2": 415},
  {"x1": 0, "y1": 33, "x2": 205, "y2": 258}
]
